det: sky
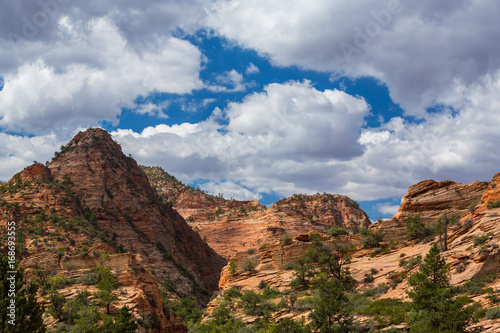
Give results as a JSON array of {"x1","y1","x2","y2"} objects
[{"x1": 1, "y1": 0, "x2": 500, "y2": 221}]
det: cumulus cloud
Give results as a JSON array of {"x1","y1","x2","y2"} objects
[
  {"x1": 200, "y1": 181, "x2": 262, "y2": 201},
  {"x1": 0, "y1": 17, "x2": 203, "y2": 136},
  {"x1": 112, "y1": 80, "x2": 371, "y2": 197},
  {"x1": 0, "y1": 132, "x2": 64, "y2": 181},
  {"x1": 205, "y1": 0, "x2": 500, "y2": 115},
  {"x1": 375, "y1": 203, "x2": 400, "y2": 216}
]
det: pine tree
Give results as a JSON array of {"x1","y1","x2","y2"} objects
[
  {"x1": 407, "y1": 244, "x2": 480, "y2": 332},
  {"x1": 0, "y1": 254, "x2": 46, "y2": 333},
  {"x1": 111, "y1": 306, "x2": 137, "y2": 333}
]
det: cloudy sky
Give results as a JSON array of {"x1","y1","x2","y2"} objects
[{"x1": 1, "y1": 0, "x2": 500, "y2": 220}]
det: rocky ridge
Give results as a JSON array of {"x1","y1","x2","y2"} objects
[
  {"x1": 0, "y1": 128, "x2": 226, "y2": 331},
  {"x1": 143, "y1": 166, "x2": 371, "y2": 259},
  {"x1": 207, "y1": 174, "x2": 500, "y2": 331}
]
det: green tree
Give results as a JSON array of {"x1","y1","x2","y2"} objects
[
  {"x1": 111, "y1": 306, "x2": 137, "y2": 333},
  {"x1": 359, "y1": 227, "x2": 384, "y2": 248},
  {"x1": 290, "y1": 257, "x2": 314, "y2": 289},
  {"x1": 309, "y1": 279, "x2": 354, "y2": 333},
  {"x1": 407, "y1": 244, "x2": 480, "y2": 332},
  {"x1": 406, "y1": 215, "x2": 434, "y2": 241},
  {"x1": 0, "y1": 254, "x2": 46, "y2": 333},
  {"x1": 45, "y1": 290, "x2": 66, "y2": 321},
  {"x1": 436, "y1": 214, "x2": 460, "y2": 251}
]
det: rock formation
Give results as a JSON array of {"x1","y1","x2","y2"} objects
[
  {"x1": 143, "y1": 167, "x2": 371, "y2": 259},
  {"x1": 375, "y1": 179, "x2": 488, "y2": 241},
  {"x1": 0, "y1": 128, "x2": 226, "y2": 332}
]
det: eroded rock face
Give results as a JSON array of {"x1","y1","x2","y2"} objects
[
  {"x1": 45, "y1": 129, "x2": 225, "y2": 293},
  {"x1": 376, "y1": 179, "x2": 488, "y2": 242},
  {"x1": 143, "y1": 168, "x2": 370, "y2": 260},
  {"x1": 22, "y1": 253, "x2": 187, "y2": 333}
]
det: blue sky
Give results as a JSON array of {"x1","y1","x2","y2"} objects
[{"x1": 1, "y1": 1, "x2": 500, "y2": 221}]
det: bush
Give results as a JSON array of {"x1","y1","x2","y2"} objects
[
  {"x1": 243, "y1": 260, "x2": 255, "y2": 272},
  {"x1": 473, "y1": 235, "x2": 490, "y2": 246},
  {"x1": 228, "y1": 259, "x2": 237, "y2": 275},
  {"x1": 258, "y1": 280, "x2": 267, "y2": 289},
  {"x1": 457, "y1": 274, "x2": 497, "y2": 295},
  {"x1": 259, "y1": 243, "x2": 270, "y2": 250},
  {"x1": 78, "y1": 273, "x2": 101, "y2": 285},
  {"x1": 406, "y1": 215, "x2": 434, "y2": 241},
  {"x1": 282, "y1": 235, "x2": 292, "y2": 246},
  {"x1": 462, "y1": 219, "x2": 474, "y2": 230},
  {"x1": 361, "y1": 298, "x2": 410, "y2": 328},
  {"x1": 224, "y1": 286, "x2": 241, "y2": 299},
  {"x1": 327, "y1": 226, "x2": 349, "y2": 237},
  {"x1": 469, "y1": 200, "x2": 480, "y2": 213},
  {"x1": 487, "y1": 201, "x2": 500, "y2": 209},
  {"x1": 363, "y1": 273, "x2": 375, "y2": 283},
  {"x1": 360, "y1": 228, "x2": 384, "y2": 248},
  {"x1": 485, "y1": 306, "x2": 500, "y2": 319}
]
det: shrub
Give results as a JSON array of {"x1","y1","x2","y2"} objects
[
  {"x1": 228, "y1": 259, "x2": 237, "y2": 275},
  {"x1": 243, "y1": 260, "x2": 255, "y2": 272},
  {"x1": 473, "y1": 235, "x2": 490, "y2": 246},
  {"x1": 361, "y1": 298, "x2": 410, "y2": 328},
  {"x1": 360, "y1": 228, "x2": 384, "y2": 249},
  {"x1": 282, "y1": 235, "x2": 292, "y2": 246},
  {"x1": 363, "y1": 273, "x2": 375, "y2": 283},
  {"x1": 78, "y1": 273, "x2": 101, "y2": 285},
  {"x1": 462, "y1": 219, "x2": 474, "y2": 230},
  {"x1": 224, "y1": 287, "x2": 242, "y2": 299},
  {"x1": 487, "y1": 201, "x2": 500, "y2": 209},
  {"x1": 327, "y1": 226, "x2": 349, "y2": 237},
  {"x1": 259, "y1": 243, "x2": 270, "y2": 250},
  {"x1": 247, "y1": 248, "x2": 256, "y2": 254},
  {"x1": 406, "y1": 215, "x2": 434, "y2": 241},
  {"x1": 469, "y1": 200, "x2": 480, "y2": 213},
  {"x1": 258, "y1": 280, "x2": 267, "y2": 289},
  {"x1": 485, "y1": 306, "x2": 500, "y2": 319},
  {"x1": 457, "y1": 274, "x2": 497, "y2": 295},
  {"x1": 404, "y1": 256, "x2": 422, "y2": 270}
]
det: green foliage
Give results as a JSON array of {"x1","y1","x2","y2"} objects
[
  {"x1": 361, "y1": 298, "x2": 410, "y2": 328},
  {"x1": 309, "y1": 279, "x2": 354, "y2": 332},
  {"x1": 359, "y1": 227, "x2": 384, "y2": 248},
  {"x1": 469, "y1": 199, "x2": 480, "y2": 212},
  {"x1": 77, "y1": 273, "x2": 101, "y2": 285},
  {"x1": 487, "y1": 200, "x2": 500, "y2": 209},
  {"x1": 473, "y1": 234, "x2": 490, "y2": 246},
  {"x1": 327, "y1": 226, "x2": 349, "y2": 237},
  {"x1": 259, "y1": 243, "x2": 270, "y2": 250},
  {"x1": 166, "y1": 297, "x2": 203, "y2": 326},
  {"x1": 223, "y1": 287, "x2": 241, "y2": 299},
  {"x1": 239, "y1": 290, "x2": 274, "y2": 317},
  {"x1": 228, "y1": 259, "x2": 237, "y2": 275},
  {"x1": 112, "y1": 306, "x2": 138, "y2": 333},
  {"x1": 290, "y1": 257, "x2": 314, "y2": 290},
  {"x1": 407, "y1": 244, "x2": 480, "y2": 332},
  {"x1": 282, "y1": 234, "x2": 292, "y2": 246},
  {"x1": 456, "y1": 273, "x2": 497, "y2": 295},
  {"x1": 405, "y1": 215, "x2": 434, "y2": 241},
  {"x1": 243, "y1": 259, "x2": 255, "y2": 272},
  {"x1": 485, "y1": 306, "x2": 500, "y2": 319}
]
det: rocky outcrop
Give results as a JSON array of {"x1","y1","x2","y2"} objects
[
  {"x1": 21, "y1": 252, "x2": 187, "y2": 333},
  {"x1": 375, "y1": 179, "x2": 488, "y2": 242},
  {"x1": 0, "y1": 129, "x2": 226, "y2": 303},
  {"x1": 143, "y1": 170, "x2": 371, "y2": 260}
]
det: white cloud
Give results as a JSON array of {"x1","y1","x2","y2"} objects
[
  {"x1": 0, "y1": 16, "x2": 203, "y2": 136},
  {"x1": 246, "y1": 63, "x2": 260, "y2": 75},
  {"x1": 375, "y1": 203, "x2": 400, "y2": 216},
  {"x1": 134, "y1": 102, "x2": 169, "y2": 119},
  {"x1": 205, "y1": 0, "x2": 500, "y2": 115},
  {"x1": 112, "y1": 80, "x2": 371, "y2": 197},
  {"x1": 200, "y1": 181, "x2": 262, "y2": 201},
  {"x1": 208, "y1": 69, "x2": 249, "y2": 93},
  {"x1": 0, "y1": 132, "x2": 63, "y2": 181}
]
